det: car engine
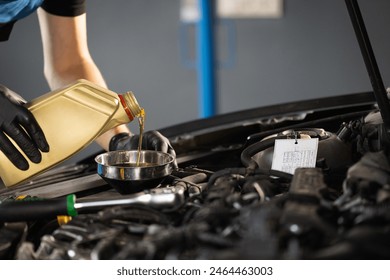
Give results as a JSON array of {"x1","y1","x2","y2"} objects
[{"x1": 1, "y1": 90, "x2": 389, "y2": 260}]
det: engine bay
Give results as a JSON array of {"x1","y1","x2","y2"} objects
[{"x1": 2, "y1": 91, "x2": 390, "y2": 260}]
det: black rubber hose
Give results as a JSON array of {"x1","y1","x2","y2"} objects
[
  {"x1": 240, "y1": 137, "x2": 276, "y2": 169},
  {"x1": 240, "y1": 137, "x2": 293, "y2": 180},
  {"x1": 206, "y1": 135, "x2": 292, "y2": 190},
  {"x1": 207, "y1": 167, "x2": 248, "y2": 188}
]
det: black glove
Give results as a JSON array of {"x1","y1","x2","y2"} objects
[
  {"x1": 109, "y1": 130, "x2": 177, "y2": 168},
  {"x1": 0, "y1": 85, "x2": 49, "y2": 170}
]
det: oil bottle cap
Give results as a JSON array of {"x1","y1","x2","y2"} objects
[{"x1": 119, "y1": 91, "x2": 143, "y2": 121}]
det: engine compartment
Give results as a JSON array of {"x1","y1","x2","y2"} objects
[{"x1": 2, "y1": 91, "x2": 390, "y2": 260}]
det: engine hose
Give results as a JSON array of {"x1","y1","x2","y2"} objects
[
  {"x1": 207, "y1": 168, "x2": 248, "y2": 189},
  {"x1": 240, "y1": 137, "x2": 293, "y2": 180},
  {"x1": 208, "y1": 135, "x2": 292, "y2": 190},
  {"x1": 241, "y1": 137, "x2": 276, "y2": 169},
  {"x1": 207, "y1": 167, "x2": 292, "y2": 193}
]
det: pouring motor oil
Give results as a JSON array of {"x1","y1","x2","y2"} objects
[{"x1": 0, "y1": 79, "x2": 143, "y2": 187}]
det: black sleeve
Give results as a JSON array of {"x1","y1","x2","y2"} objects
[
  {"x1": 41, "y1": 0, "x2": 86, "y2": 17},
  {"x1": 0, "y1": 22, "x2": 16, "y2": 41}
]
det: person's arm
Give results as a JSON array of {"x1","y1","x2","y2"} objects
[{"x1": 37, "y1": 8, "x2": 130, "y2": 151}]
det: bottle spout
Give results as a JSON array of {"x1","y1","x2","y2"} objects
[{"x1": 118, "y1": 91, "x2": 143, "y2": 121}]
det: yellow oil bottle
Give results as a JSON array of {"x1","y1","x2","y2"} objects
[{"x1": 0, "y1": 79, "x2": 143, "y2": 187}]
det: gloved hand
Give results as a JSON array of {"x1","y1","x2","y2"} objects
[
  {"x1": 0, "y1": 85, "x2": 49, "y2": 170},
  {"x1": 109, "y1": 130, "x2": 177, "y2": 168}
]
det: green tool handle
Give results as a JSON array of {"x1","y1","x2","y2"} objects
[{"x1": 0, "y1": 194, "x2": 77, "y2": 222}]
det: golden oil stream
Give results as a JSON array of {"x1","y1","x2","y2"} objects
[{"x1": 136, "y1": 108, "x2": 145, "y2": 166}]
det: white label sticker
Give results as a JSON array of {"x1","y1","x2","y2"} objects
[{"x1": 271, "y1": 138, "x2": 319, "y2": 175}]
